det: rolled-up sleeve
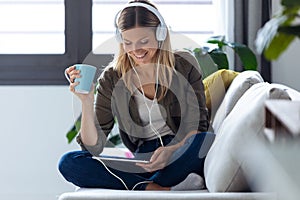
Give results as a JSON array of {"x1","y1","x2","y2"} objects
[{"x1": 76, "y1": 67, "x2": 116, "y2": 156}]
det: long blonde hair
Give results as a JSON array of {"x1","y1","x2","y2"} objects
[{"x1": 111, "y1": 0, "x2": 175, "y2": 101}]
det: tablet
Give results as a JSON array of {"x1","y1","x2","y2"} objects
[{"x1": 92, "y1": 155, "x2": 151, "y2": 164}]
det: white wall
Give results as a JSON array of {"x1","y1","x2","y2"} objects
[
  {"x1": 272, "y1": 40, "x2": 300, "y2": 91},
  {"x1": 0, "y1": 86, "x2": 80, "y2": 200},
  {"x1": 271, "y1": 0, "x2": 300, "y2": 91}
]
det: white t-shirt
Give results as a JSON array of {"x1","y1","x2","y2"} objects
[{"x1": 133, "y1": 88, "x2": 174, "y2": 141}]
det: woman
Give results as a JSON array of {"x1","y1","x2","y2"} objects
[{"x1": 59, "y1": 0, "x2": 211, "y2": 191}]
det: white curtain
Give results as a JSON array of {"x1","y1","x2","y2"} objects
[
  {"x1": 213, "y1": 0, "x2": 272, "y2": 81},
  {"x1": 212, "y1": 0, "x2": 235, "y2": 69}
]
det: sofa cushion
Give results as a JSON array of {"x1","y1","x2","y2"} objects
[
  {"x1": 204, "y1": 82, "x2": 291, "y2": 192},
  {"x1": 212, "y1": 70, "x2": 264, "y2": 133},
  {"x1": 270, "y1": 83, "x2": 300, "y2": 101},
  {"x1": 203, "y1": 69, "x2": 239, "y2": 121}
]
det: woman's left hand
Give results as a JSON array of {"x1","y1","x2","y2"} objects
[{"x1": 136, "y1": 146, "x2": 176, "y2": 172}]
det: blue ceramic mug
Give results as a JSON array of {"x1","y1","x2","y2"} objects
[{"x1": 65, "y1": 64, "x2": 97, "y2": 94}]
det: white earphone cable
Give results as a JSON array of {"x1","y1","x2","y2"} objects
[
  {"x1": 129, "y1": 48, "x2": 164, "y2": 147},
  {"x1": 64, "y1": 68, "x2": 81, "y2": 133},
  {"x1": 92, "y1": 156, "x2": 129, "y2": 190},
  {"x1": 92, "y1": 156, "x2": 153, "y2": 190},
  {"x1": 91, "y1": 46, "x2": 165, "y2": 191}
]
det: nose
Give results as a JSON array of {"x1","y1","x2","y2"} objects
[
  {"x1": 125, "y1": 42, "x2": 143, "y2": 53},
  {"x1": 133, "y1": 42, "x2": 143, "y2": 51}
]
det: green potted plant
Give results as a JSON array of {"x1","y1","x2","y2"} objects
[
  {"x1": 66, "y1": 116, "x2": 81, "y2": 143},
  {"x1": 255, "y1": 0, "x2": 300, "y2": 60},
  {"x1": 191, "y1": 35, "x2": 258, "y2": 78},
  {"x1": 66, "y1": 115, "x2": 122, "y2": 146}
]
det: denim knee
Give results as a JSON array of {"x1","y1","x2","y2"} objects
[
  {"x1": 58, "y1": 151, "x2": 73, "y2": 179},
  {"x1": 58, "y1": 150, "x2": 89, "y2": 183}
]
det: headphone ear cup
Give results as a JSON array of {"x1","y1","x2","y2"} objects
[
  {"x1": 156, "y1": 24, "x2": 167, "y2": 42},
  {"x1": 115, "y1": 28, "x2": 123, "y2": 43}
]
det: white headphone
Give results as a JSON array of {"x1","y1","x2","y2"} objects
[{"x1": 114, "y1": 2, "x2": 168, "y2": 43}]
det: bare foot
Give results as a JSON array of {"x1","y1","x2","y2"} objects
[{"x1": 145, "y1": 183, "x2": 170, "y2": 191}]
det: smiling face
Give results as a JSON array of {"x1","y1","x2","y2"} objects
[{"x1": 121, "y1": 27, "x2": 158, "y2": 65}]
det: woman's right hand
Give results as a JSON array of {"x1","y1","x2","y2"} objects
[{"x1": 65, "y1": 65, "x2": 95, "y2": 103}]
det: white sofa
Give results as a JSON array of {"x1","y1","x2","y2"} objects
[
  {"x1": 58, "y1": 71, "x2": 300, "y2": 200},
  {"x1": 58, "y1": 188, "x2": 276, "y2": 200}
]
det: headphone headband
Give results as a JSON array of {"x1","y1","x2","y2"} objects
[{"x1": 114, "y1": 2, "x2": 167, "y2": 43}]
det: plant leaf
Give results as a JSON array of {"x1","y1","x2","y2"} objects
[
  {"x1": 227, "y1": 43, "x2": 257, "y2": 70},
  {"x1": 206, "y1": 35, "x2": 225, "y2": 43},
  {"x1": 75, "y1": 117, "x2": 81, "y2": 131},
  {"x1": 66, "y1": 128, "x2": 78, "y2": 144},
  {"x1": 66, "y1": 115, "x2": 81, "y2": 144},
  {"x1": 206, "y1": 35, "x2": 226, "y2": 50},
  {"x1": 193, "y1": 48, "x2": 218, "y2": 78},
  {"x1": 264, "y1": 33, "x2": 296, "y2": 60},
  {"x1": 281, "y1": 0, "x2": 300, "y2": 7},
  {"x1": 208, "y1": 49, "x2": 229, "y2": 69},
  {"x1": 108, "y1": 134, "x2": 122, "y2": 146},
  {"x1": 255, "y1": 1, "x2": 299, "y2": 61},
  {"x1": 255, "y1": 15, "x2": 288, "y2": 54},
  {"x1": 278, "y1": 25, "x2": 300, "y2": 36}
]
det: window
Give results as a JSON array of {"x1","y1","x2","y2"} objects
[
  {"x1": 0, "y1": 0, "x2": 220, "y2": 85},
  {"x1": 0, "y1": 0, "x2": 65, "y2": 54},
  {"x1": 0, "y1": 0, "x2": 92, "y2": 85},
  {"x1": 92, "y1": 0, "x2": 217, "y2": 54},
  {"x1": 92, "y1": 0, "x2": 218, "y2": 54}
]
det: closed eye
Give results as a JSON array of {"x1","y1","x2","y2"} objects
[
  {"x1": 124, "y1": 41, "x2": 132, "y2": 46},
  {"x1": 140, "y1": 38, "x2": 149, "y2": 44}
]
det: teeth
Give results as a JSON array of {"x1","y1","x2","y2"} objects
[{"x1": 135, "y1": 52, "x2": 146, "y2": 59}]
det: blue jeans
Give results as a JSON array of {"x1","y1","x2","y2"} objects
[{"x1": 58, "y1": 132, "x2": 214, "y2": 190}]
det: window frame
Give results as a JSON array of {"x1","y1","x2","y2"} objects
[{"x1": 0, "y1": 0, "x2": 95, "y2": 85}]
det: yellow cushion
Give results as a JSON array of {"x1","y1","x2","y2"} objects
[{"x1": 203, "y1": 69, "x2": 239, "y2": 119}]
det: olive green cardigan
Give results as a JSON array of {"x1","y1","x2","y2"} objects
[{"x1": 77, "y1": 51, "x2": 209, "y2": 155}]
